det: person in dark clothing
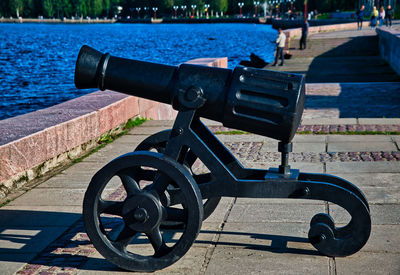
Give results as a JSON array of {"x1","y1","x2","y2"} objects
[
  {"x1": 356, "y1": 5, "x2": 365, "y2": 30},
  {"x1": 299, "y1": 19, "x2": 309, "y2": 50},
  {"x1": 386, "y1": 5, "x2": 393, "y2": 27},
  {"x1": 272, "y1": 28, "x2": 286, "y2": 66}
]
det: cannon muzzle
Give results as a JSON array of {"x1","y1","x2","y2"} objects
[{"x1": 75, "y1": 45, "x2": 305, "y2": 142}]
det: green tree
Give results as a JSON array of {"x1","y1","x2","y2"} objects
[
  {"x1": 91, "y1": 0, "x2": 104, "y2": 16},
  {"x1": 211, "y1": 0, "x2": 228, "y2": 13},
  {"x1": 42, "y1": 0, "x2": 53, "y2": 17},
  {"x1": 103, "y1": 0, "x2": 111, "y2": 17},
  {"x1": 10, "y1": 0, "x2": 23, "y2": 17},
  {"x1": 62, "y1": 0, "x2": 72, "y2": 17}
]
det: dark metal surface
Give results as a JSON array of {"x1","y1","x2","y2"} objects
[
  {"x1": 75, "y1": 45, "x2": 305, "y2": 143},
  {"x1": 134, "y1": 129, "x2": 221, "y2": 223},
  {"x1": 75, "y1": 45, "x2": 371, "y2": 271}
]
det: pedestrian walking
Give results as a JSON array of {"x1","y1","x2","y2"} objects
[
  {"x1": 272, "y1": 28, "x2": 286, "y2": 66},
  {"x1": 356, "y1": 5, "x2": 365, "y2": 30},
  {"x1": 299, "y1": 19, "x2": 309, "y2": 50},
  {"x1": 370, "y1": 6, "x2": 378, "y2": 29},
  {"x1": 386, "y1": 5, "x2": 393, "y2": 27},
  {"x1": 379, "y1": 7, "x2": 385, "y2": 26}
]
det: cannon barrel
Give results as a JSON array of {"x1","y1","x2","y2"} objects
[{"x1": 75, "y1": 45, "x2": 305, "y2": 142}]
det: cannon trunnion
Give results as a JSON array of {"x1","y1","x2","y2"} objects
[{"x1": 75, "y1": 46, "x2": 371, "y2": 272}]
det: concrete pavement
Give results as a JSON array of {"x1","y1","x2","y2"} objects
[
  {"x1": 270, "y1": 28, "x2": 400, "y2": 83},
  {"x1": 0, "y1": 119, "x2": 399, "y2": 275}
]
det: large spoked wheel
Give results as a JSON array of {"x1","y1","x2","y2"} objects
[
  {"x1": 135, "y1": 129, "x2": 221, "y2": 222},
  {"x1": 83, "y1": 151, "x2": 203, "y2": 272}
]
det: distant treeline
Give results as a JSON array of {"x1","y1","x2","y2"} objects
[{"x1": 0, "y1": 0, "x2": 366, "y2": 19}]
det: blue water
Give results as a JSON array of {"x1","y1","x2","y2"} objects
[{"x1": 0, "y1": 23, "x2": 276, "y2": 120}]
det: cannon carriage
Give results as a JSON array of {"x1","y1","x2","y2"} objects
[{"x1": 75, "y1": 45, "x2": 371, "y2": 272}]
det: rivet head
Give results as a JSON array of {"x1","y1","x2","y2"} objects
[{"x1": 174, "y1": 127, "x2": 184, "y2": 135}]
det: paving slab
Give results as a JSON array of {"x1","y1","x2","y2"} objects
[
  {"x1": 360, "y1": 225, "x2": 400, "y2": 254},
  {"x1": 292, "y1": 135, "x2": 327, "y2": 143},
  {"x1": 326, "y1": 162, "x2": 400, "y2": 174},
  {"x1": 326, "y1": 135, "x2": 394, "y2": 142},
  {"x1": 358, "y1": 118, "x2": 400, "y2": 125},
  {"x1": 127, "y1": 126, "x2": 171, "y2": 135},
  {"x1": 260, "y1": 137, "x2": 326, "y2": 153},
  {"x1": 392, "y1": 136, "x2": 400, "y2": 149},
  {"x1": 205, "y1": 247, "x2": 329, "y2": 275},
  {"x1": 227, "y1": 203, "x2": 325, "y2": 223},
  {"x1": 38, "y1": 173, "x2": 94, "y2": 189},
  {"x1": 139, "y1": 120, "x2": 174, "y2": 127},
  {"x1": 335, "y1": 252, "x2": 400, "y2": 275},
  {"x1": 7, "y1": 188, "x2": 86, "y2": 207},
  {"x1": 0, "y1": 206, "x2": 81, "y2": 227},
  {"x1": 329, "y1": 204, "x2": 400, "y2": 225},
  {"x1": 79, "y1": 248, "x2": 207, "y2": 275},
  {"x1": 201, "y1": 197, "x2": 234, "y2": 223},
  {"x1": 0, "y1": 226, "x2": 69, "y2": 253},
  {"x1": 0, "y1": 253, "x2": 37, "y2": 275},
  {"x1": 327, "y1": 142, "x2": 397, "y2": 152},
  {"x1": 214, "y1": 134, "x2": 265, "y2": 143},
  {"x1": 301, "y1": 118, "x2": 358, "y2": 125},
  {"x1": 334, "y1": 173, "x2": 400, "y2": 188},
  {"x1": 219, "y1": 222, "x2": 316, "y2": 253}
]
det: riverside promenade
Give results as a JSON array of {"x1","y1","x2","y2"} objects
[
  {"x1": 0, "y1": 25, "x2": 400, "y2": 274},
  {"x1": 1, "y1": 119, "x2": 399, "y2": 275}
]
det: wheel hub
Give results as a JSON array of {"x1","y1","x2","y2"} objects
[{"x1": 122, "y1": 192, "x2": 163, "y2": 232}]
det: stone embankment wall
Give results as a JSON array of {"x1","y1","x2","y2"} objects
[
  {"x1": 272, "y1": 19, "x2": 357, "y2": 30},
  {"x1": 376, "y1": 27, "x2": 400, "y2": 75},
  {"x1": 0, "y1": 57, "x2": 227, "y2": 199}
]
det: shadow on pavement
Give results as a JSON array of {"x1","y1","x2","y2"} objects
[
  {"x1": 0, "y1": 209, "x2": 321, "y2": 272},
  {"x1": 305, "y1": 35, "x2": 400, "y2": 83},
  {"x1": 198, "y1": 230, "x2": 320, "y2": 256},
  {"x1": 305, "y1": 82, "x2": 400, "y2": 118}
]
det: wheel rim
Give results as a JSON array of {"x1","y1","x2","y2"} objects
[{"x1": 83, "y1": 151, "x2": 203, "y2": 272}]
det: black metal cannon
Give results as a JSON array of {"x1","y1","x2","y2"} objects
[{"x1": 75, "y1": 45, "x2": 371, "y2": 272}]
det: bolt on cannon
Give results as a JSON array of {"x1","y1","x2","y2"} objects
[{"x1": 75, "y1": 45, "x2": 371, "y2": 272}]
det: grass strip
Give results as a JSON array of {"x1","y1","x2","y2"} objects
[{"x1": 73, "y1": 117, "x2": 146, "y2": 164}]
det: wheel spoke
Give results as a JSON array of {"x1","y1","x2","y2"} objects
[
  {"x1": 112, "y1": 225, "x2": 138, "y2": 250},
  {"x1": 118, "y1": 171, "x2": 141, "y2": 196},
  {"x1": 165, "y1": 207, "x2": 187, "y2": 222},
  {"x1": 98, "y1": 199, "x2": 124, "y2": 216},
  {"x1": 147, "y1": 228, "x2": 170, "y2": 257}
]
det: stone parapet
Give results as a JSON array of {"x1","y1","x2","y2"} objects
[
  {"x1": 376, "y1": 27, "x2": 400, "y2": 75},
  {"x1": 0, "y1": 57, "x2": 227, "y2": 199}
]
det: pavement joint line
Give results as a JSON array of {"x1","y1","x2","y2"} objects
[
  {"x1": 329, "y1": 257, "x2": 337, "y2": 275},
  {"x1": 392, "y1": 136, "x2": 400, "y2": 151},
  {"x1": 200, "y1": 197, "x2": 236, "y2": 274}
]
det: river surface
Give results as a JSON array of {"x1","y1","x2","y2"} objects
[{"x1": 0, "y1": 23, "x2": 276, "y2": 120}]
